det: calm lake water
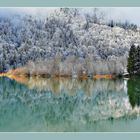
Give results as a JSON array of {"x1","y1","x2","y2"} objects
[{"x1": 0, "y1": 76, "x2": 140, "y2": 132}]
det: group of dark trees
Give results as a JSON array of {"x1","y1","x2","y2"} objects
[
  {"x1": 127, "y1": 44, "x2": 140, "y2": 75},
  {"x1": 107, "y1": 20, "x2": 137, "y2": 31}
]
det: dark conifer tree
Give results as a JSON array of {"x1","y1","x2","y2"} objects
[
  {"x1": 127, "y1": 44, "x2": 137, "y2": 75},
  {"x1": 135, "y1": 45, "x2": 140, "y2": 74}
]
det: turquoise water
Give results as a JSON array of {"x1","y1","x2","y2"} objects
[{"x1": 0, "y1": 76, "x2": 140, "y2": 132}]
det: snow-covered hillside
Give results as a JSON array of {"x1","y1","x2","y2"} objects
[{"x1": 0, "y1": 8, "x2": 140, "y2": 75}]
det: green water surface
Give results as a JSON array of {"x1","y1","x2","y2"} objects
[{"x1": 0, "y1": 77, "x2": 140, "y2": 132}]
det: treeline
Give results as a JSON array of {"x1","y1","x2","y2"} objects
[
  {"x1": 107, "y1": 20, "x2": 138, "y2": 31},
  {"x1": 25, "y1": 55, "x2": 127, "y2": 76}
]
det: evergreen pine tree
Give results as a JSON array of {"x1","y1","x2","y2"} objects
[
  {"x1": 127, "y1": 44, "x2": 137, "y2": 75},
  {"x1": 135, "y1": 45, "x2": 140, "y2": 74}
]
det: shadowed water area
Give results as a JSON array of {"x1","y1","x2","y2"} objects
[{"x1": 0, "y1": 76, "x2": 140, "y2": 132}]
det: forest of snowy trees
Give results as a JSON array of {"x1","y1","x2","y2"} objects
[{"x1": 0, "y1": 8, "x2": 140, "y2": 76}]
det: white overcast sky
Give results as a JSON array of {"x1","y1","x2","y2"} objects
[{"x1": 0, "y1": 7, "x2": 140, "y2": 25}]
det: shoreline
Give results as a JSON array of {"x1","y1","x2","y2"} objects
[{"x1": 0, "y1": 72, "x2": 125, "y2": 80}]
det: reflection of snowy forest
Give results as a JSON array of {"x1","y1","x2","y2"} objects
[
  {"x1": 0, "y1": 8, "x2": 140, "y2": 76},
  {"x1": 0, "y1": 77, "x2": 138, "y2": 126}
]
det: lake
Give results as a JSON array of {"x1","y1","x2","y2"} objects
[{"x1": 0, "y1": 76, "x2": 140, "y2": 132}]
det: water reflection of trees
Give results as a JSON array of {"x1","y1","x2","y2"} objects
[
  {"x1": 0, "y1": 76, "x2": 139, "y2": 131},
  {"x1": 7, "y1": 76, "x2": 127, "y2": 96},
  {"x1": 128, "y1": 77, "x2": 140, "y2": 108}
]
